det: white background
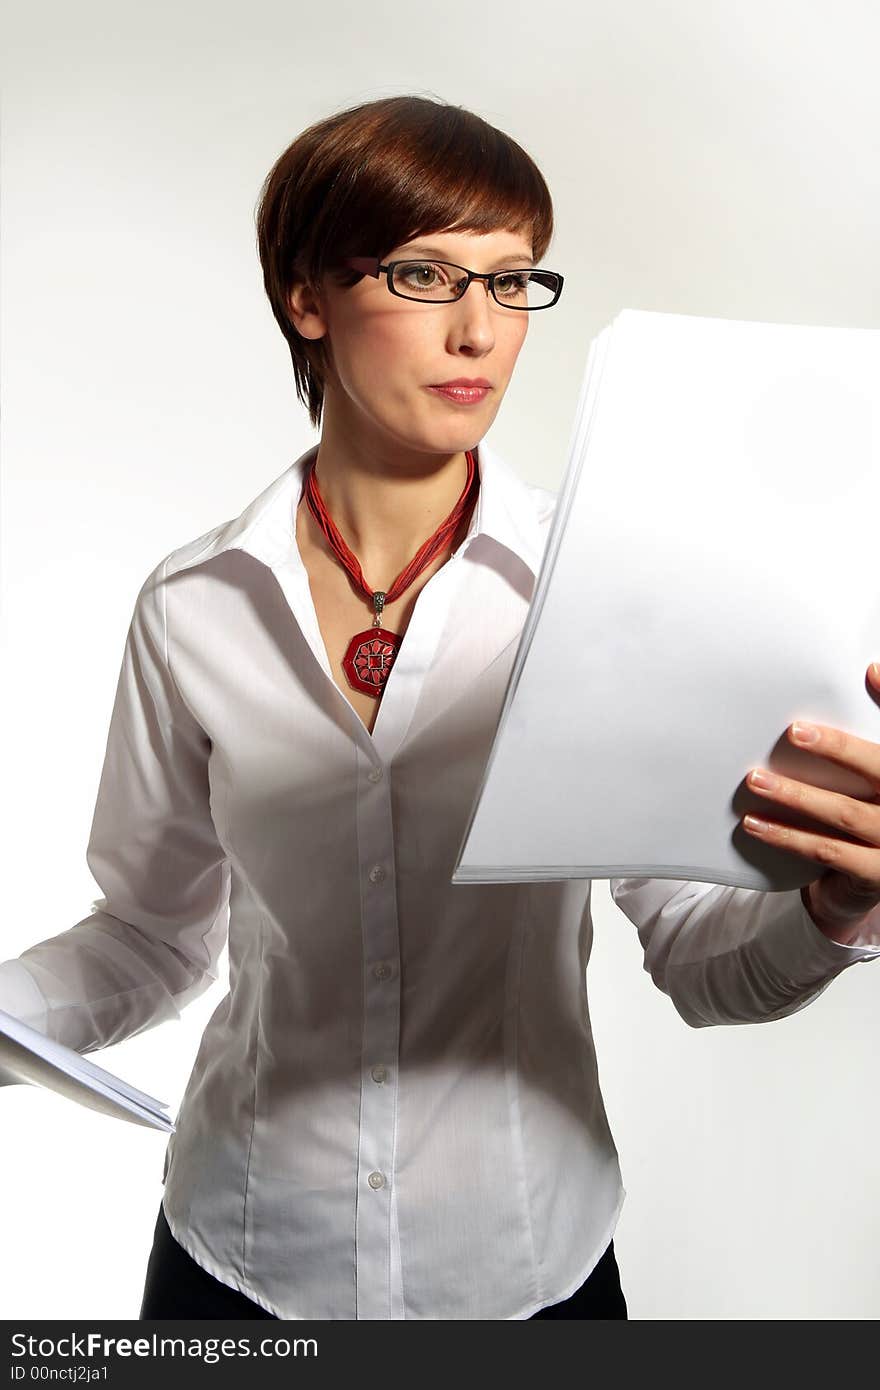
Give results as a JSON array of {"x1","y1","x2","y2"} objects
[{"x1": 1, "y1": 0, "x2": 878, "y2": 1319}]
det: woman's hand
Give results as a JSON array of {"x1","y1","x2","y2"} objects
[{"x1": 742, "y1": 662, "x2": 880, "y2": 945}]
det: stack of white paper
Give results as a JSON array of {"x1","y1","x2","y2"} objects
[
  {"x1": 0, "y1": 1008, "x2": 175, "y2": 1131},
  {"x1": 453, "y1": 308, "x2": 879, "y2": 889}
]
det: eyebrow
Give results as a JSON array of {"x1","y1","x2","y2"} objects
[{"x1": 395, "y1": 243, "x2": 537, "y2": 268}]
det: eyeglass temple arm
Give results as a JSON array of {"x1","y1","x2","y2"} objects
[{"x1": 345, "y1": 257, "x2": 381, "y2": 277}]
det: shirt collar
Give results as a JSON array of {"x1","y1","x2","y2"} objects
[{"x1": 168, "y1": 437, "x2": 548, "y2": 580}]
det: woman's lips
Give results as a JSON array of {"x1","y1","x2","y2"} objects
[{"x1": 426, "y1": 385, "x2": 491, "y2": 405}]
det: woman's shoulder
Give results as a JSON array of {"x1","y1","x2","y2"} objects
[
  {"x1": 527, "y1": 481, "x2": 558, "y2": 527},
  {"x1": 160, "y1": 520, "x2": 236, "y2": 579}
]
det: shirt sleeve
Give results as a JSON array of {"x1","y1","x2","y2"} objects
[
  {"x1": 0, "y1": 555, "x2": 231, "y2": 1056},
  {"x1": 610, "y1": 877, "x2": 880, "y2": 1029}
]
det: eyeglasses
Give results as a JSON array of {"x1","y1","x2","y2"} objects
[{"x1": 344, "y1": 256, "x2": 564, "y2": 310}]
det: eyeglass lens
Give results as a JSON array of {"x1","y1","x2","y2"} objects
[{"x1": 391, "y1": 261, "x2": 559, "y2": 308}]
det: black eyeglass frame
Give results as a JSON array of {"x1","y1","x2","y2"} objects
[{"x1": 344, "y1": 256, "x2": 564, "y2": 310}]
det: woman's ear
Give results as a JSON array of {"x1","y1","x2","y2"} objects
[{"x1": 286, "y1": 280, "x2": 328, "y2": 341}]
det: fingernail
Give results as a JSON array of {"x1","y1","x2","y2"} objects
[
  {"x1": 792, "y1": 721, "x2": 819, "y2": 743},
  {"x1": 871, "y1": 662, "x2": 880, "y2": 681}
]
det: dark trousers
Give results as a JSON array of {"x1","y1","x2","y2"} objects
[{"x1": 139, "y1": 1200, "x2": 627, "y2": 1319}]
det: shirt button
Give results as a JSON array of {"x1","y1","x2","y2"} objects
[
  {"x1": 370, "y1": 1064, "x2": 388, "y2": 1084},
  {"x1": 373, "y1": 962, "x2": 392, "y2": 981},
  {"x1": 367, "y1": 766, "x2": 383, "y2": 782},
  {"x1": 368, "y1": 1171, "x2": 386, "y2": 1190},
  {"x1": 368, "y1": 864, "x2": 386, "y2": 883}
]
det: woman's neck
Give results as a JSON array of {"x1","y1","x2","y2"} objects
[{"x1": 308, "y1": 434, "x2": 474, "y2": 580}]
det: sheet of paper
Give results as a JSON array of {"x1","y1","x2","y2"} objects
[
  {"x1": 0, "y1": 1007, "x2": 175, "y2": 1131},
  {"x1": 453, "y1": 308, "x2": 880, "y2": 888}
]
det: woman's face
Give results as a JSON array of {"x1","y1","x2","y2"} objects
[{"x1": 288, "y1": 228, "x2": 534, "y2": 456}]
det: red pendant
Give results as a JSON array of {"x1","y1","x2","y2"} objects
[{"x1": 342, "y1": 626, "x2": 402, "y2": 698}]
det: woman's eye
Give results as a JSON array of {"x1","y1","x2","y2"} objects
[
  {"x1": 495, "y1": 273, "x2": 530, "y2": 296},
  {"x1": 402, "y1": 261, "x2": 443, "y2": 287}
]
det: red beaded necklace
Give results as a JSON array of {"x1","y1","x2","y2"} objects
[{"x1": 304, "y1": 449, "x2": 479, "y2": 699}]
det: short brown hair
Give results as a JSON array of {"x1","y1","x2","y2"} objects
[{"x1": 255, "y1": 94, "x2": 555, "y2": 430}]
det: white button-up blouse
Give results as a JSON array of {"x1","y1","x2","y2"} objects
[{"x1": 1, "y1": 439, "x2": 878, "y2": 1320}]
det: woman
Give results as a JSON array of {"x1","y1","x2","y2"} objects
[
  {"x1": 2, "y1": 94, "x2": 879, "y2": 1321},
  {"x1": 137, "y1": 93, "x2": 627, "y2": 1320}
]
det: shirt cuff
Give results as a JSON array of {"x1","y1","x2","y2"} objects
[
  {"x1": 796, "y1": 889, "x2": 880, "y2": 963},
  {"x1": 0, "y1": 961, "x2": 49, "y2": 1033}
]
